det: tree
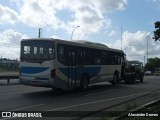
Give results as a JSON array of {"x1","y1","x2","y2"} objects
[
  {"x1": 153, "y1": 21, "x2": 160, "y2": 41},
  {"x1": 145, "y1": 57, "x2": 160, "y2": 72}
]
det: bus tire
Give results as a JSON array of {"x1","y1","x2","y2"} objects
[
  {"x1": 140, "y1": 75, "x2": 144, "y2": 82},
  {"x1": 111, "y1": 73, "x2": 118, "y2": 86},
  {"x1": 125, "y1": 79, "x2": 129, "y2": 84},
  {"x1": 51, "y1": 87, "x2": 63, "y2": 93},
  {"x1": 80, "y1": 75, "x2": 89, "y2": 91}
]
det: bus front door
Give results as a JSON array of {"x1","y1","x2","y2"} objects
[{"x1": 67, "y1": 48, "x2": 77, "y2": 88}]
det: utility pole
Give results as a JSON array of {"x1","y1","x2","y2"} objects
[
  {"x1": 147, "y1": 35, "x2": 149, "y2": 62},
  {"x1": 144, "y1": 56, "x2": 146, "y2": 65},
  {"x1": 38, "y1": 28, "x2": 43, "y2": 38}
]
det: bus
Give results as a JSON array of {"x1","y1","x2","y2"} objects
[{"x1": 19, "y1": 38, "x2": 126, "y2": 90}]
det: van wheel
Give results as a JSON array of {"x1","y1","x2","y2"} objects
[
  {"x1": 140, "y1": 73, "x2": 144, "y2": 82},
  {"x1": 80, "y1": 75, "x2": 89, "y2": 90},
  {"x1": 131, "y1": 74, "x2": 135, "y2": 84}
]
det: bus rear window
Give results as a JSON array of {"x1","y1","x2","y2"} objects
[{"x1": 21, "y1": 40, "x2": 55, "y2": 61}]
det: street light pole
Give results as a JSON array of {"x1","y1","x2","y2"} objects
[
  {"x1": 71, "y1": 26, "x2": 80, "y2": 40},
  {"x1": 147, "y1": 35, "x2": 149, "y2": 62}
]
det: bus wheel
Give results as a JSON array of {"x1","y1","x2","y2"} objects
[
  {"x1": 125, "y1": 79, "x2": 129, "y2": 84},
  {"x1": 140, "y1": 76, "x2": 144, "y2": 82},
  {"x1": 80, "y1": 75, "x2": 89, "y2": 91},
  {"x1": 51, "y1": 87, "x2": 63, "y2": 93},
  {"x1": 111, "y1": 73, "x2": 118, "y2": 86}
]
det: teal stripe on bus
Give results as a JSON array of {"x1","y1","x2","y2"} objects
[
  {"x1": 21, "y1": 67, "x2": 49, "y2": 74},
  {"x1": 59, "y1": 67, "x2": 101, "y2": 80}
]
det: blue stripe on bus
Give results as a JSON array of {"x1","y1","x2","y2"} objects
[
  {"x1": 21, "y1": 67, "x2": 49, "y2": 74},
  {"x1": 59, "y1": 67, "x2": 101, "y2": 80}
]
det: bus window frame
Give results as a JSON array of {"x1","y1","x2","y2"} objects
[
  {"x1": 21, "y1": 40, "x2": 55, "y2": 61},
  {"x1": 57, "y1": 43, "x2": 124, "y2": 66}
]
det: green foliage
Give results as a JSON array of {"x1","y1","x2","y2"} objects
[
  {"x1": 154, "y1": 21, "x2": 160, "y2": 41},
  {"x1": 145, "y1": 57, "x2": 160, "y2": 72}
]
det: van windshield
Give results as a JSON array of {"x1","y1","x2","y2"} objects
[{"x1": 21, "y1": 40, "x2": 55, "y2": 62}]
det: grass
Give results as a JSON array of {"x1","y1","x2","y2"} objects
[
  {"x1": 118, "y1": 101, "x2": 160, "y2": 120},
  {"x1": 0, "y1": 66, "x2": 18, "y2": 73},
  {"x1": 125, "y1": 103, "x2": 137, "y2": 111},
  {"x1": 97, "y1": 101, "x2": 160, "y2": 120}
]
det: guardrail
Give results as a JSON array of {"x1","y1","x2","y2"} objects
[{"x1": 0, "y1": 75, "x2": 19, "y2": 84}]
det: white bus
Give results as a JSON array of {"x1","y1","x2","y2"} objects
[{"x1": 19, "y1": 38, "x2": 125, "y2": 90}]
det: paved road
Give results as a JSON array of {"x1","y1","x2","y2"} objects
[{"x1": 0, "y1": 76, "x2": 160, "y2": 120}]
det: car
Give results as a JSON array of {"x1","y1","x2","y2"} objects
[
  {"x1": 154, "y1": 71, "x2": 160, "y2": 76},
  {"x1": 144, "y1": 71, "x2": 152, "y2": 76}
]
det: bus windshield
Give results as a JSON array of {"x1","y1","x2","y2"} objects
[{"x1": 21, "y1": 40, "x2": 55, "y2": 62}]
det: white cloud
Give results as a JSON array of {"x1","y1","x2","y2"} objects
[
  {"x1": 107, "y1": 31, "x2": 160, "y2": 63},
  {"x1": 19, "y1": 0, "x2": 63, "y2": 29},
  {"x1": 11, "y1": 0, "x2": 127, "y2": 39},
  {"x1": 50, "y1": 35, "x2": 64, "y2": 40},
  {"x1": 108, "y1": 30, "x2": 116, "y2": 36},
  {"x1": 61, "y1": 0, "x2": 127, "y2": 39},
  {"x1": 0, "y1": 0, "x2": 128, "y2": 59},
  {"x1": 0, "y1": 4, "x2": 19, "y2": 24},
  {"x1": 0, "y1": 29, "x2": 27, "y2": 59},
  {"x1": 66, "y1": 5, "x2": 108, "y2": 39},
  {"x1": 1, "y1": 0, "x2": 128, "y2": 32},
  {"x1": 87, "y1": 0, "x2": 127, "y2": 12}
]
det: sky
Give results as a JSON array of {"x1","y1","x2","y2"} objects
[{"x1": 0, "y1": 0, "x2": 160, "y2": 64}]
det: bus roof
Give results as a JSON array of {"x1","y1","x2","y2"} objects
[{"x1": 22, "y1": 38, "x2": 124, "y2": 53}]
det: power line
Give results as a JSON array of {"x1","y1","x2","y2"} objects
[
  {"x1": 0, "y1": 27, "x2": 37, "y2": 34},
  {"x1": 0, "y1": 42, "x2": 20, "y2": 48}
]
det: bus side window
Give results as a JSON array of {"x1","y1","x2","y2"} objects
[
  {"x1": 83, "y1": 48, "x2": 94, "y2": 65},
  {"x1": 68, "y1": 47, "x2": 76, "y2": 66},
  {"x1": 49, "y1": 48, "x2": 54, "y2": 59},
  {"x1": 94, "y1": 50, "x2": 101, "y2": 65},
  {"x1": 101, "y1": 51, "x2": 108, "y2": 65},
  {"x1": 111, "y1": 53, "x2": 119, "y2": 65},
  {"x1": 114, "y1": 55, "x2": 118, "y2": 65},
  {"x1": 108, "y1": 52, "x2": 112, "y2": 65},
  {"x1": 118, "y1": 55, "x2": 121, "y2": 65},
  {"x1": 77, "y1": 48, "x2": 83, "y2": 65},
  {"x1": 58, "y1": 45, "x2": 66, "y2": 64}
]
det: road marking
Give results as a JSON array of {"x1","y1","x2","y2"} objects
[
  {"x1": 47, "y1": 91, "x2": 159, "y2": 111},
  {"x1": 9, "y1": 104, "x2": 45, "y2": 111},
  {"x1": 84, "y1": 89, "x2": 116, "y2": 96},
  {"x1": 151, "y1": 89, "x2": 160, "y2": 93}
]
